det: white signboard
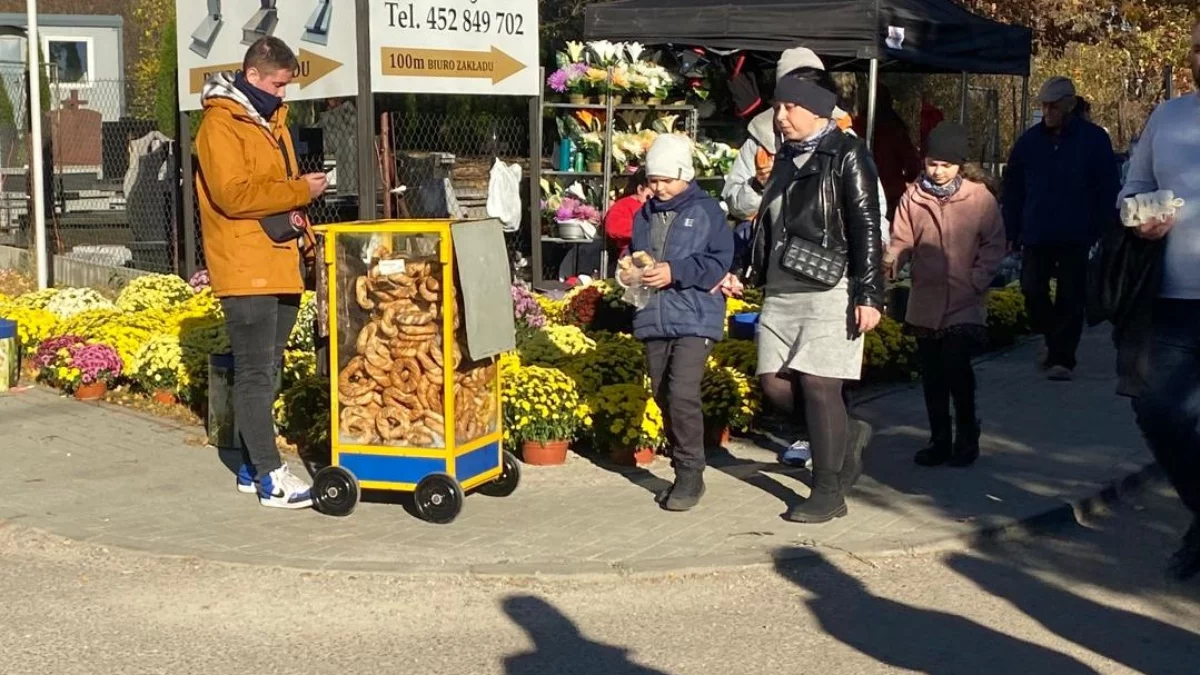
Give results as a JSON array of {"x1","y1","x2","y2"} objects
[
  {"x1": 369, "y1": 0, "x2": 540, "y2": 96},
  {"x1": 176, "y1": 0, "x2": 359, "y2": 111}
]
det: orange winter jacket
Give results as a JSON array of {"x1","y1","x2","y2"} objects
[{"x1": 195, "y1": 73, "x2": 313, "y2": 298}]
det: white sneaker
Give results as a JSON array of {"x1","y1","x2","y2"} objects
[
  {"x1": 781, "y1": 440, "x2": 812, "y2": 467},
  {"x1": 257, "y1": 465, "x2": 313, "y2": 510}
]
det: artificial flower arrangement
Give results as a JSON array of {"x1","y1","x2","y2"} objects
[
  {"x1": 501, "y1": 363, "x2": 590, "y2": 448},
  {"x1": 547, "y1": 41, "x2": 680, "y2": 101},
  {"x1": 589, "y1": 383, "x2": 667, "y2": 452},
  {"x1": 694, "y1": 140, "x2": 739, "y2": 178},
  {"x1": 115, "y1": 274, "x2": 194, "y2": 313}
]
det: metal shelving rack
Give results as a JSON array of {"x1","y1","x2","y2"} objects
[{"x1": 529, "y1": 69, "x2": 699, "y2": 284}]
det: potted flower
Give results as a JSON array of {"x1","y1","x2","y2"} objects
[
  {"x1": 132, "y1": 333, "x2": 184, "y2": 405},
  {"x1": 701, "y1": 362, "x2": 760, "y2": 448},
  {"x1": 33, "y1": 335, "x2": 86, "y2": 390},
  {"x1": 502, "y1": 363, "x2": 589, "y2": 465},
  {"x1": 590, "y1": 383, "x2": 666, "y2": 466},
  {"x1": 67, "y1": 342, "x2": 122, "y2": 400}
]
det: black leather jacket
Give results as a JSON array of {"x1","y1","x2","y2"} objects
[{"x1": 749, "y1": 129, "x2": 885, "y2": 309}]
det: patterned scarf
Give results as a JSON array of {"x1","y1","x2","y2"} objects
[
  {"x1": 918, "y1": 174, "x2": 964, "y2": 200},
  {"x1": 780, "y1": 120, "x2": 837, "y2": 159}
]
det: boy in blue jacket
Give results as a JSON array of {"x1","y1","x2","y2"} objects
[{"x1": 623, "y1": 134, "x2": 735, "y2": 511}]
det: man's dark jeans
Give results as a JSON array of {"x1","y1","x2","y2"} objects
[
  {"x1": 1021, "y1": 243, "x2": 1090, "y2": 370},
  {"x1": 1134, "y1": 299, "x2": 1200, "y2": 518},
  {"x1": 646, "y1": 337, "x2": 713, "y2": 473},
  {"x1": 221, "y1": 295, "x2": 300, "y2": 480}
]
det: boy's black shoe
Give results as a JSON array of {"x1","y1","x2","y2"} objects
[
  {"x1": 1168, "y1": 521, "x2": 1200, "y2": 581},
  {"x1": 784, "y1": 471, "x2": 847, "y2": 524},
  {"x1": 840, "y1": 418, "x2": 873, "y2": 488},
  {"x1": 914, "y1": 424, "x2": 953, "y2": 467},
  {"x1": 663, "y1": 470, "x2": 705, "y2": 512},
  {"x1": 949, "y1": 419, "x2": 982, "y2": 467}
]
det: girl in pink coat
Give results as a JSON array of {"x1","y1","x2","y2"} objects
[{"x1": 885, "y1": 122, "x2": 1006, "y2": 467}]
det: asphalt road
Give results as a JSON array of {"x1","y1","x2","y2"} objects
[{"x1": 2, "y1": 481, "x2": 1199, "y2": 675}]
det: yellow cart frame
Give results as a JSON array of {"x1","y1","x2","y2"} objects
[{"x1": 311, "y1": 220, "x2": 518, "y2": 523}]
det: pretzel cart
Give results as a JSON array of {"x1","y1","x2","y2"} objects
[{"x1": 312, "y1": 220, "x2": 519, "y2": 523}]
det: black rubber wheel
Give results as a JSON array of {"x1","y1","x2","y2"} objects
[
  {"x1": 312, "y1": 467, "x2": 360, "y2": 517},
  {"x1": 477, "y1": 450, "x2": 522, "y2": 498},
  {"x1": 413, "y1": 473, "x2": 464, "y2": 524}
]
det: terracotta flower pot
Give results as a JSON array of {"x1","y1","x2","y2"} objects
[
  {"x1": 152, "y1": 389, "x2": 177, "y2": 406},
  {"x1": 521, "y1": 440, "x2": 570, "y2": 466},
  {"x1": 705, "y1": 424, "x2": 732, "y2": 449},
  {"x1": 610, "y1": 446, "x2": 657, "y2": 467},
  {"x1": 74, "y1": 382, "x2": 108, "y2": 401}
]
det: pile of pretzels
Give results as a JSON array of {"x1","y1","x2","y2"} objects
[{"x1": 337, "y1": 255, "x2": 498, "y2": 447}]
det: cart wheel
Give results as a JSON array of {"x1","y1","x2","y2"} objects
[
  {"x1": 313, "y1": 467, "x2": 359, "y2": 517},
  {"x1": 478, "y1": 450, "x2": 521, "y2": 498},
  {"x1": 414, "y1": 474, "x2": 464, "y2": 524}
]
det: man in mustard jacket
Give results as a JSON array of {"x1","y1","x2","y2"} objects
[{"x1": 196, "y1": 37, "x2": 328, "y2": 509}]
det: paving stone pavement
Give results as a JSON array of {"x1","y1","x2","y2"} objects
[{"x1": 0, "y1": 329, "x2": 1152, "y2": 575}]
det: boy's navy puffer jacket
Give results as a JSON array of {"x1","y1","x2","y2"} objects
[{"x1": 630, "y1": 182, "x2": 735, "y2": 342}]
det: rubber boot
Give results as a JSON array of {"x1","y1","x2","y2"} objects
[
  {"x1": 949, "y1": 419, "x2": 981, "y2": 467},
  {"x1": 840, "y1": 418, "x2": 873, "y2": 489},
  {"x1": 663, "y1": 469, "x2": 705, "y2": 512},
  {"x1": 914, "y1": 418, "x2": 954, "y2": 467},
  {"x1": 784, "y1": 471, "x2": 847, "y2": 524}
]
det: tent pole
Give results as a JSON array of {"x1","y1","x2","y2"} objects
[
  {"x1": 1020, "y1": 76, "x2": 1030, "y2": 131},
  {"x1": 959, "y1": 72, "x2": 969, "y2": 124},
  {"x1": 865, "y1": 58, "x2": 879, "y2": 151}
]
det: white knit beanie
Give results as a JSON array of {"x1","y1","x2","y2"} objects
[
  {"x1": 776, "y1": 47, "x2": 825, "y2": 83},
  {"x1": 645, "y1": 134, "x2": 695, "y2": 182}
]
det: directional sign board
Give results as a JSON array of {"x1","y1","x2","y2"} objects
[
  {"x1": 370, "y1": 0, "x2": 540, "y2": 96},
  {"x1": 176, "y1": 0, "x2": 359, "y2": 111}
]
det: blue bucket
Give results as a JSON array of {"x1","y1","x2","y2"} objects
[
  {"x1": 729, "y1": 312, "x2": 760, "y2": 341},
  {"x1": 0, "y1": 318, "x2": 15, "y2": 340}
]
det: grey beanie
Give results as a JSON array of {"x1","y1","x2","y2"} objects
[
  {"x1": 925, "y1": 122, "x2": 969, "y2": 165},
  {"x1": 776, "y1": 47, "x2": 825, "y2": 83},
  {"x1": 645, "y1": 134, "x2": 695, "y2": 182}
]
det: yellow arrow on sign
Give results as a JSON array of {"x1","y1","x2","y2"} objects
[
  {"x1": 187, "y1": 49, "x2": 344, "y2": 94},
  {"x1": 380, "y1": 46, "x2": 526, "y2": 85}
]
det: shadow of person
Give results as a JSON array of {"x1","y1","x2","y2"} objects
[
  {"x1": 772, "y1": 550, "x2": 1098, "y2": 674},
  {"x1": 947, "y1": 554, "x2": 1200, "y2": 674},
  {"x1": 501, "y1": 595, "x2": 671, "y2": 675}
]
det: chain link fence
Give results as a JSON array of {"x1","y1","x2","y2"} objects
[{"x1": 0, "y1": 63, "x2": 182, "y2": 278}]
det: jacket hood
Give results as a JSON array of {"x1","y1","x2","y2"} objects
[
  {"x1": 748, "y1": 110, "x2": 778, "y2": 154},
  {"x1": 202, "y1": 72, "x2": 272, "y2": 129}
]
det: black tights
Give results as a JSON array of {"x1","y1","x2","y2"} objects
[{"x1": 761, "y1": 373, "x2": 848, "y2": 473}]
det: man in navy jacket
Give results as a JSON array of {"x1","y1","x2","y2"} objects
[{"x1": 1003, "y1": 76, "x2": 1120, "y2": 380}]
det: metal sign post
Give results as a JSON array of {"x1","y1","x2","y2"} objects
[{"x1": 27, "y1": 0, "x2": 47, "y2": 289}]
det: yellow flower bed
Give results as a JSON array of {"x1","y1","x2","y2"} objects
[
  {"x1": 701, "y1": 359, "x2": 760, "y2": 432},
  {"x1": 518, "y1": 325, "x2": 596, "y2": 367},
  {"x1": 589, "y1": 383, "x2": 666, "y2": 452},
  {"x1": 502, "y1": 363, "x2": 590, "y2": 447},
  {"x1": 116, "y1": 274, "x2": 195, "y2": 313},
  {"x1": 0, "y1": 304, "x2": 59, "y2": 351},
  {"x1": 130, "y1": 333, "x2": 184, "y2": 393}
]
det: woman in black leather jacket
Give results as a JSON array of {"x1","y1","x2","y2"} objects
[{"x1": 742, "y1": 70, "x2": 885, "y2": 524}]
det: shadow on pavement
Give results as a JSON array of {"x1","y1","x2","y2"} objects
[
  {"x1": 500, "y1": 595, "x2": 671, "y2": 675},
  {"x1": 946, "y1": 553, "x2": 1200, "y2": 674},
  {"x1": 771, "y1": 551, "x2": 1100, "y2": 674}
]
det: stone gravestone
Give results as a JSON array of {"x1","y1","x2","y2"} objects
[{"x1": 51, "y1": 91, "x2": 102, "y2": 167}]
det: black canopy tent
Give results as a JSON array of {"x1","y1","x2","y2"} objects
[{"x1": 584, "y1": 0, "x2": 1034, "y2": 144}]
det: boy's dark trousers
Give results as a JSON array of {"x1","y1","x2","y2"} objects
[
  {"x1": 646, "y1": 337, "x2": 714, "y2": 473},
  {"x1": 917, "y1": 334, "x2": 977, "y2": 442}
]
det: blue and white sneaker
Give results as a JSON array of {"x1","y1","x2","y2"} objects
[
  {"x1": 236, "y1": 462, "x2": 257, "y2": 494},
  {"x1": 257, "y1": 465, "x2": 313, "y2": 510},
  {"x1": 781, "y1": 440, "x2": 812, "y2": 467}
]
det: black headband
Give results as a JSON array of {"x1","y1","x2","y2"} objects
[{"x1": 774, "y1": 77, "x2": 837, "y2": 118}]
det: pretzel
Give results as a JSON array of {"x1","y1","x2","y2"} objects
[
  {"x1": 356, "y1": 323, "x2": 379, "y2": 356},
  {"x1": 341, "y1": 407, "x2": 377, "y2": 444},
  {"x1": 418, "y1": 277, "x2": 440, "y2": 302},
  {"x1": 390, "y1": 358, "x2": 422, "y2": 394},
  {"x1": 407, "y1": 423, "x2": 435, "y2": 447},
  {"x1": 376, "y1": 406, "x2": 411, "y2": 442},
  {"x1": 424, "y1": 411, "x2": 446, "y2": 437},
  {"x1": 378, "y1": 307, "x2": 400, "y2": 338},
  {"x1": 406, "y1": 261, "x2": 431, "y2": 278},
  {"x1": 355, "y1": 277, "x2": 375, "y2": 311}
]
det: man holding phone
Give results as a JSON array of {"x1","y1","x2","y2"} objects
[{"x1": 195, "y1": 37, "x2": 329, "y2": 509}]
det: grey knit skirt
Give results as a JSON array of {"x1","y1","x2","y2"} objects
[{"x1": 756, "y1": 279, "x2": 864, "y2": 381}]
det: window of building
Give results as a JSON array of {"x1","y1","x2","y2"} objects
[{"x1": 42, "y1": 37, "x2": 93, "y2": 86}]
